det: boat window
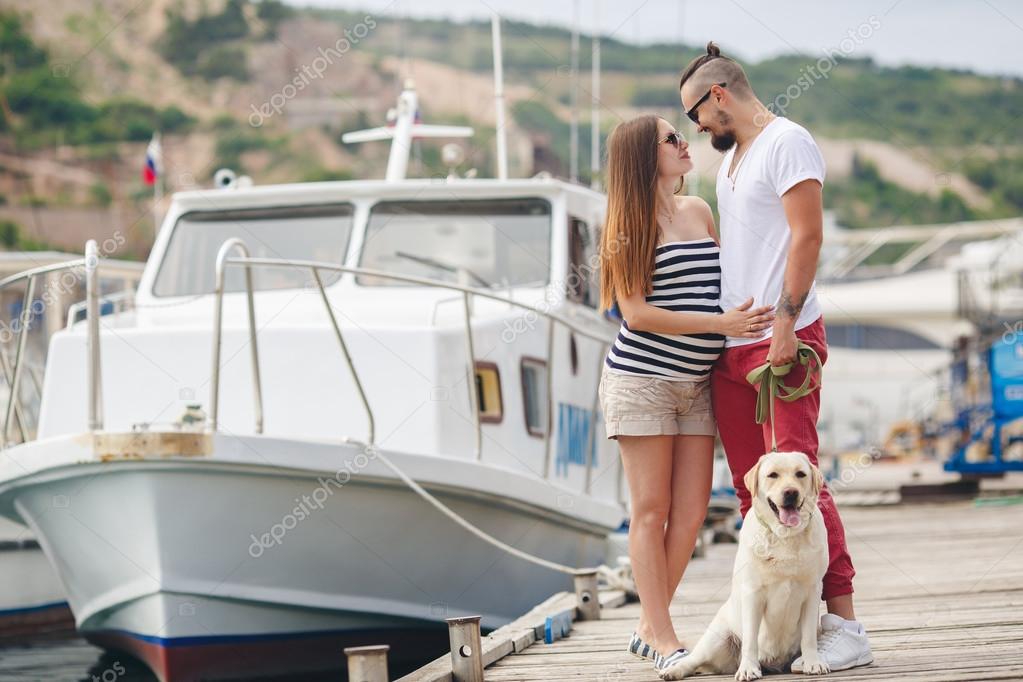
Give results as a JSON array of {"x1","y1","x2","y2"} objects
[
  {"x1": 475, "y1": 361, "x2": 504, "y2": 423},
  {"x1": 824, "y1": 323, "x2": 942, "y2": 350},
  {"x1": 567, "y1": 216, "x2": 599, "y2": 308},
  {"x1": 152, "y1": 204, "x2": 354, "y2": 297},
  {"x1": 358, "y1": 198, "x2": 551, "y2": 287},
  {"x1": 521, "y1": 357, "x2": 548, "y2": 437}
]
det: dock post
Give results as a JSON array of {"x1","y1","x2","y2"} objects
[
  {"x1": 344, "y1": 644, "x2": 389, "y2": 682},
  {"x1": 574, "y1": 571, "x2": 600, "y2": 621},
  {"x1": 446, "y1": 615, "x2": 484, "y2": 681}
]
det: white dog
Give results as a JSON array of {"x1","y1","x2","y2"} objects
[{"x1": 661, "y1": 451, "x2": 830, "y2": 680}]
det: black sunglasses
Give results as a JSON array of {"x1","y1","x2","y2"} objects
[
  {"x1": 657, "y1": 131, "x2": 684, "y2": 149},
  {"x1": 686, "y1": 82, "x2": 727, "y2": 124}
]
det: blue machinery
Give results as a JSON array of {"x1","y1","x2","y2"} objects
[{"x1": 945, "y1": 333, "x2": 1023, "y2": 474}]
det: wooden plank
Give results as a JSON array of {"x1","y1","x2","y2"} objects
[
  {"x1": 396, "y1": 591, "x2": 631, "y2": 682},
  {"x1": 470, "y1": 501, "x2": 1023, "y2": 681}
]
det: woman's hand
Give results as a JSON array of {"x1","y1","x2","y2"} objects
[{"x1": 717, "y1": 298, "x2": 775, "y2": 337}]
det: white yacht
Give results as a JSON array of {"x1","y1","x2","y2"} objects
[
  {"x1": 0, "y1": 253, "x2": 143, "y2": 640},
  {"x1": 0, "y1": 83, "x2": 626, "y2": 679}
]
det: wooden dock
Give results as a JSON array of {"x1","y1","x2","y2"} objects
[{"x1": 402, "y1": 498, "x2": 1023, "y2": 681}]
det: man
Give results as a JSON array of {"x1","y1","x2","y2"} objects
[{"x1": 678, "y1": 42, "x2": 873, "y2": 672}]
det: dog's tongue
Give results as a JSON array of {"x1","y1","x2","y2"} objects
[{"x1": 779, "y1": 506, "x2": 801, "y2": 527}]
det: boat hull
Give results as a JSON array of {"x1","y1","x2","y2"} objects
[
  {"x1": 0, "y1": 438, "x2": 617, "y2": 680},
  {"x1": 0, "y1": 518, "x2": 73, "y2": 639}
]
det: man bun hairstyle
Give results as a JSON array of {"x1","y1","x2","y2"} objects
[{"x1": 678, "y1": 41, "x2": 754, "y2": 99}]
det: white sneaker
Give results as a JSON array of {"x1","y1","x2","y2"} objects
[{"x1": 791, "y1": 613, "x2": 873, "y2": 672}]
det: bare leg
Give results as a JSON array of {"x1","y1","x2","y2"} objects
[
  {"x1": 619, "y1": 434, "x2": 683, "y2": 658},
  {"x1": 826, "y1": 593, "x2": 856, "y2": 620},
  {"x1": 637, "y1": 435, "x2": 713, "y2": 646}
]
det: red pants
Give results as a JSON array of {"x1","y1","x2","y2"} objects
[{"x1": 711, "y1": 316, "x2": 855, "y2": 600}]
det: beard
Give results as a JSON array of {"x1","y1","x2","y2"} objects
[
  {"x1": 711, "y1": 130, "x2": 736, "y2": 151},
  {"x1": 710, "y1": 111, "x2": 736, "y2": 152}
]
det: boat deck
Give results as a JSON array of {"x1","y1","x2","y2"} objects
[{"x1": 410, "y1": 498, "x2": 1023, "y2": 681}]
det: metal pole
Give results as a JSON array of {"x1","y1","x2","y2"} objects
[
  {"x1": 312, "y1": 267, "x2": 375, "y2": 447},
  {"x1": 569, "y1": 0, "x2": 580, "y2": 183},
  {"x1": 243, "y1": 252, "x2": 263, "y2": 434},
  {"x1": 590, "y1": 0, "x2": 601, "y2": 191},
  {"x1": 462, "y1": 291, "x2": 481, "y2": 459},
  {"x1": 0, "y1": 351, "x2": 28, "y2": 444},
  {"x1": 447, "y1": 615, "x2": 484, "y2": 682},
  {"x1": 85, "y1": 240, "x2": 102, "y2": 432},
  {"x1": 4, "y1": 275, "x2": 35, "y2": 445},
  {"x1": 543, "y1": 319, "x2": 555, "y2": 478},
  {"x1": 491, "y1": 13, "x2": 508, "y2": 180},
  {"x1": 585, "y1": 344, "x2": 607, "y2": 494},
  {"x1": 210, "y1": 238, "x2": 262, "y2": 433}
]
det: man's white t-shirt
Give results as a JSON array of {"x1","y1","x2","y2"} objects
[{"x1": 715, "y1": 116, "x2": 825, "y2": 348}]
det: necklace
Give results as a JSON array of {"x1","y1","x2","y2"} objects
[{"x1": 657, "y1": 205, "x2": 675, "y2": 224}]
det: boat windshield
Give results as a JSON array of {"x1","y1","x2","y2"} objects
[
  {"x1": 358, "y1": 198, "x2": 551, "y2": 287},
  {"x1": 153, "y1": 204, "x2": 354, "y2": 297}
]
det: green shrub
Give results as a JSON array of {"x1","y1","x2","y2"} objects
[
  {"x1": 195, "y1": 45, "x2": 249, "y2": 81},
  {"x1": 89, "y1": 182, "x2": 112, "y2": 207},
  {"x1": 0, "y1": 220, "x2": 20, "y2": 248},
  {"x1": 157, "y1": 0, "x2": 251, "y2": 81}
]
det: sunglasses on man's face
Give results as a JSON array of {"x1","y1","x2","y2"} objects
[
  {"x1": 657, "y1": 131, "x2": 685, "y2": 149},
  {"x1": 686, "y1": 81, "x2": 727, "y2": 124}
]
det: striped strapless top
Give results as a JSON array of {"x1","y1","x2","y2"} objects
[{"x1": 605, "y1": 238, "x2": 726, "y2": 379}]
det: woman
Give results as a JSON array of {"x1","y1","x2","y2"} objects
[{"x1": 597, "y1": 115, "x2": 774, "y2": 673}]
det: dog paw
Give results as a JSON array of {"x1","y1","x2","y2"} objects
[
  {"x1": 658, "y1": 662, "x2": 689, "y2": 680},
  {"x1": 734, "y1": 663, "x2": 763, "y2": 681},
  {"x1": 802, "y1": 660, "x2": 830, "y2": 675}
]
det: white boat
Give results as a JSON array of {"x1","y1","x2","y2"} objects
[
  {"x1": 0, "y1": 80, "x2": 627, "y2": 678},
  {"x1": 816, "y1": 217, "x2": 1023, "y2": 451},
  {"x1": 0, "y1": 253, "x2": 142, "y2": 640},
  {"x1": 0, "y1": 516, "x2": 73, "y2": 638}
]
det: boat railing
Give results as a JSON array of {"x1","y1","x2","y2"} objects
[
  {"x1": 65, "y1": 289, "x2": 135, "y2": 328},
  {"x1": 210, "y1": 243, "x2": 614, "y2": 489},
  {"x1": 0, "y1": 240, "x2": 104, "y2": 448}
]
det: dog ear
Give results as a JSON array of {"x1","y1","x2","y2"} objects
[
  {"x1": 743, "y1": 456, "x2": 763, "y2": 499},
  {"x1": 810, "y1": 460, "x2": 824, "y2": 499}
]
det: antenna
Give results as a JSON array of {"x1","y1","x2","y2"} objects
[
  {"x1": 342, "y1": 82, "x2": 473, "y2": 182},
  {"x1": 569, "y1": 0, "x2": 580, "y2": 183},
  {"x1": 590, "y1": 0, "x2": 601, "y2": 191},
  {"x1": 492, "y1": 13, "x2": 509, "y2": 180}
]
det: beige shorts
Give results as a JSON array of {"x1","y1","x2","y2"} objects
[{"x1": 598, "y1": 366, "x2": 716, "y2": 439}]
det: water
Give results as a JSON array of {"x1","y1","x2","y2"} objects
[
  {"x1": 0, "y1": 634, "x2": 440, "y2": 681},
  {"x1": 0, "y1": 636, "x2": 157, "y2": 682}
]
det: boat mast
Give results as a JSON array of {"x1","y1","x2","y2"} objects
[
  {"x1": 590, "y1": 0, "x2": 601, "y2": 191},
  {"x1": 492, "y1": 13, "x2": 509, "y2": 180},
  {"x1": 569, "y1": 0, "x2": 580, "y2": 183},
  {"x1": 341, "y1": 83, "x2": 473, "y2": 181}
]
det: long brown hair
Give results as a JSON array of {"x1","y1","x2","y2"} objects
[{"x1": 599, "y1": 114, "x2": 663, "y2": 311}]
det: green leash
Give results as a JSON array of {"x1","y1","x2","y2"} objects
[{"x1": 745, "y1": 340, "x2": 823, "y2": 452}]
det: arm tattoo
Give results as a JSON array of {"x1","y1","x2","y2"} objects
[{"x1": 778, "y1": 289, "x2": 807, "y2": 319}]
